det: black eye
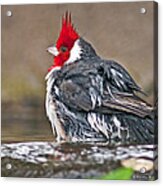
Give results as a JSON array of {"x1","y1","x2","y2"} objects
[{"x1": 60, "y1": 46, "x2": 68, "y2": 52}]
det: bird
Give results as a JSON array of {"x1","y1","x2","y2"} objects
[{"x1": 45, "y1": 12, "x2": 156, "y2": 144}]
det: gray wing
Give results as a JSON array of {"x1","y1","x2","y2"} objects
[
  {"x1": 53, "y1": 60, "x2": 153, "y2": 118},
  {"x1": 103, "y1": 60, "x2": 144, "y2": 94}
]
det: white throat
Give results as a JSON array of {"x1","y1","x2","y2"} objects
[{"x1": 65, "y1": 39, "x2": 82, "y2": 65}]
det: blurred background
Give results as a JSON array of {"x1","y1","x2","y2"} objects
[{"x1": 1, "y1": 2, "x2": 157, "y2": 143}]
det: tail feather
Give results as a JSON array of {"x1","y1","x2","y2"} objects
[
  {"x1": 112, "y1": 113, "x2": 156, "y2": 144},
  {"x1": 131, "y1": 123, "x2": 145, "y2": 142},
  {"x1": 142, "y1": 118, "x2": 154, "y2": 133}
]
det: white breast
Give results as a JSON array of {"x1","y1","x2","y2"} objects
[
  {"x1": 45, "y1": 67, "x2": 67, "y2": 141},
  {"x1": 45, "y1": 68, "x2": 57, "y2": 135}
]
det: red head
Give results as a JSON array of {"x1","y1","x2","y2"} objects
[{"x1": 47, "y1": 12, "x2": 80, "y2": 71}]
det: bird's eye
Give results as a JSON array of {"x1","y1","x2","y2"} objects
[{"x1": 60, "y1": 46, "x2": 68, "y2": 52}]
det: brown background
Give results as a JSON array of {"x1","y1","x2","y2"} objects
[{"x1": 1, "y1": 2, "x2": 156, "y2": 142}]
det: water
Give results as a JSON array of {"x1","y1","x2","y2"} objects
[{"x1": 1, "y1": 103, "x2": 54, "y2": 142}]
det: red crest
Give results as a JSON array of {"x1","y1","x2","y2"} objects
[{"x1": 56, "y1": 12, "x2": 79, "y2": 50}]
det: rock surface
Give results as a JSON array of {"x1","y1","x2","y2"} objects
[{"x1": 1, "y1": 142, "x2": 158, "y2": 180}]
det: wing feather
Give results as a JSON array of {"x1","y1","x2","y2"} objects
[{"x1": 53, "y1": 59, "x2": 153, "y2": 118}]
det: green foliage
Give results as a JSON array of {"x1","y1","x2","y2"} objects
[{"x1": 100, "y1": 167, "x2": 134, "y2": 180}]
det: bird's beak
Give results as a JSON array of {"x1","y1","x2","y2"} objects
[{"x1": 46, "y1": 45, "x2": 59, "y2": 56}]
